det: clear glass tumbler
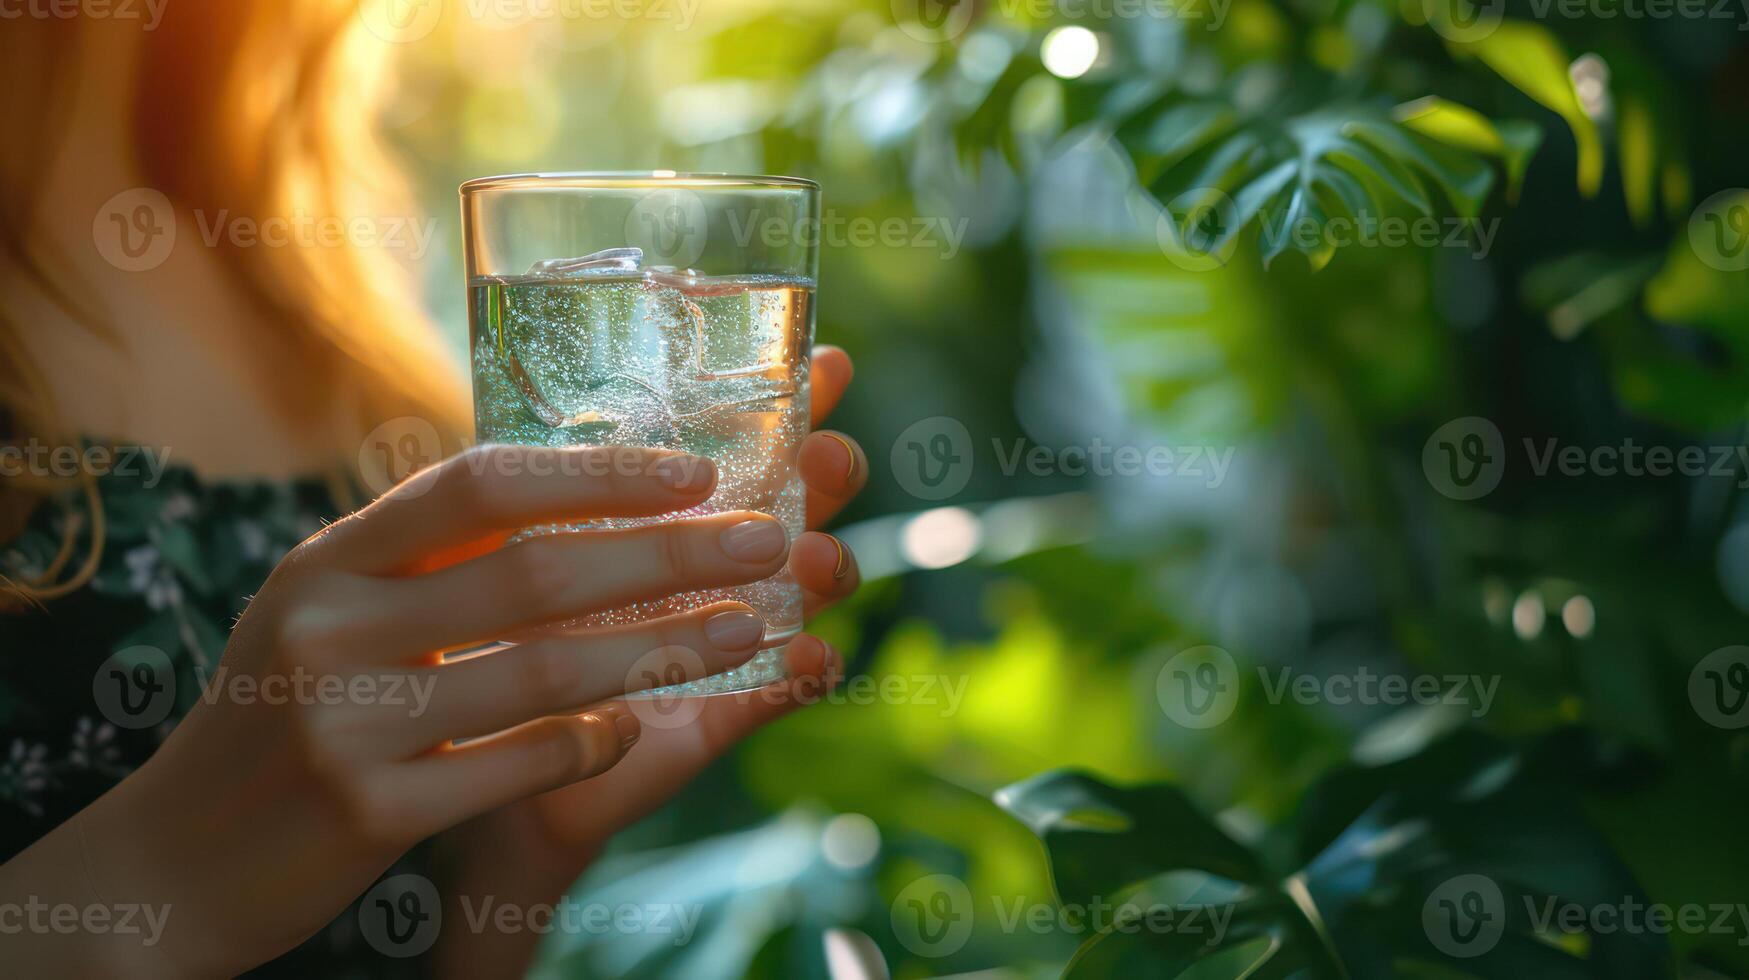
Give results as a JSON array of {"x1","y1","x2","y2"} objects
[{"x1": 461, "y1": 172, "x2": 819, "y2": 695}]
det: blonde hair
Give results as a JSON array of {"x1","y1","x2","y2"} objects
[{"x1": 1, "y1": 0, "x2": 469, "y2": 607}]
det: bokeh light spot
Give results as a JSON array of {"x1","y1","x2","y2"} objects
[{"x1": 1041, "y1": 27, "x2": 1099, "y2": 80}]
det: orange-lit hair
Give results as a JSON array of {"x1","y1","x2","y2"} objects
[{"x1": 1, "y1": 0, "x2": 469, "y2": 607}]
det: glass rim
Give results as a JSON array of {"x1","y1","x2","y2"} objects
[{"x1": 460, "y1": 171, "x2": 819, "y2": 195}]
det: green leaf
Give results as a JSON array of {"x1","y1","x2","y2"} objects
[
  {"x1": 994, "y1": 770, "x2": 1268, "y2": 907},
  {"x1": 1344, "y1": 119, "x2": 1494, "y2": 220},
  {"x1": 1449, "y1": 22, "x2": 1603, "y2": 197},
  {"x1": 1394, "y1": 97, "x2": 1542, "y2": 202},
  {"x1": 1064, "y1": 897, "x2": 1309, "y2": 980},
  {"x1": 1617, "y1": 97, "x2": 1656, "y2": 225}
]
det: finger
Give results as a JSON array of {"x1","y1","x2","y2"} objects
[
  {"x1": 315, "y1": 445, "x2": 718, "y2": 575},
  {"x1": 792, "y1": 532, "x2": 860, "y2": 617},
  {"x1": 542, "y1": 636, "x2": 843, "y2": 846},
  {"x1": 390, "y1": 706, "x2": 640, "y2": 838},
  {"x1": 368, "y1": 512, "x2": 791, "y2": 659},
  {"x1": 802, "y1": 430, "x2": 867, "y2": 528},
  {"x1": 385, "y1": 604, "x2": 766, "y2": 757},
  {"x1": 810, "y1": 345, "x2": 853, "y2": 426}
]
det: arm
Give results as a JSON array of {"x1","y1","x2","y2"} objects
[{"x1": 0, "y1": 443, "x2": 793, "y2": 975}]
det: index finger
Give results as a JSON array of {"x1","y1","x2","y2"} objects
[{"x1": 313, "y1": 444, "x2": 718, "y2": 575}]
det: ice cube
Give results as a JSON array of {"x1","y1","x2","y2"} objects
[{"x1": 526, "y1": 246, "x2": 643, "y2": 278}]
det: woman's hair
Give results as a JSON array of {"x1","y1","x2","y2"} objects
[{"x1": 0, "y1": 0, "x2": 469, "y2": 607}]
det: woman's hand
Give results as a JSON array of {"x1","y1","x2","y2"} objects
[
  {"x1": 432, "y1": 346, "x2": 868, "y2": 978},
  {"x1": 2, "y1": 442, "x2": 796, "y2": 978}
]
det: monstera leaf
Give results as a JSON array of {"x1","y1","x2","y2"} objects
[
  {"x1": 995, "y1": 733, "x2": 1669, "y2": 979},
  {"x1": 944, "y1": 44, "x2": 1536, "y2": 270}
]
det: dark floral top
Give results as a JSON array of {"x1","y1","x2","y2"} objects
[{"x1": 0, "y1": 463, "x2": 425, "y2": 978}]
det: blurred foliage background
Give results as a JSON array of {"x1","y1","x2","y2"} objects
[{"x1": 379, "y1": 2, "x2": 1749, "y2": 976}]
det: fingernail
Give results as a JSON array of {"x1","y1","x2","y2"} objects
[
  {"x1": 705, "y1": 610, "x2": 765, "y2": 651},
  {"x1": 656, "y1": 456, "x2": 714, "y2": 492},
  {"x1": 829, "y1": 535, "x2": 851, "y2": 580},
  {"x1": 720, "y1": 519, "x2": 786, "y2": 562},
  {"x1": 823, "y1": 432, "x2": 859, "y2": 482},
  {"x1": 612, "y1": 710, "x2": 641, "y2": 749}
]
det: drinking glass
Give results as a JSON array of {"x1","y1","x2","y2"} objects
[{"x1": 461, "y1": 172, "x2": 819, "y2": 695}]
